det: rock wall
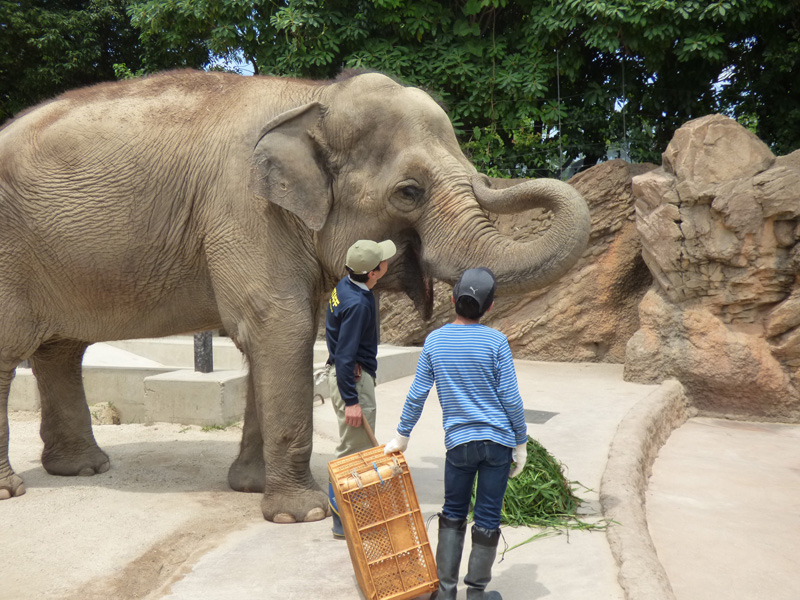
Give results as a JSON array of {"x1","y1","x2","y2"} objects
[
  {"x1": 379, "y1": 159, "x2": 654, "y2": 363},
  {"x1": 625, "y1": 114, "x2": 800, "y2": 421}
]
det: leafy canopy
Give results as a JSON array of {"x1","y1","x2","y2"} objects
[
  {"x1": 3, "y1": 1, "x2": 798, "y2": 177},
  {"x1": 0, "y1": 0, "x2": 147, "y2": 122},
  {"x1": 127, "y1": 0, "x2": 798, "y2": 175}
]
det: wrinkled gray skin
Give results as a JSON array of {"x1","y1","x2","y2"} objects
[{"x1": 0, "y1": 70, "x2": 590, "y2": 522}]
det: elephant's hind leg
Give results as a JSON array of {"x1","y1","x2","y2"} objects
[
  {"x1": 228, "y1": 371, "x2": 266, "y2": 493},
  {"x1": 32, "y1": 340, "x2": 110, "y2": 476},
  {"x1": 0, "y1": 369, "x2": 26, "y2": 499}
]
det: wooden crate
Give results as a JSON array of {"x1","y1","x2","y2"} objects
[{"x1": 328, "y1": 446, "x2": 438, "y2": 600}]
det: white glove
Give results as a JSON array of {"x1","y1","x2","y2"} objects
[
  {"x1": 384, "y1": 433, "x2": 410, "y2": 454},
  {"x1": 510, "y1": 443, "x2": 527, "y2": 478}
]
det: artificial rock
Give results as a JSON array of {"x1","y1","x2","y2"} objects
[{"x1": 625, "y1": 114, "x2": 800, "y2": 421}]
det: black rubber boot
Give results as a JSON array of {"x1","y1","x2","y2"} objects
[
  {"x1": 464, "y1": 525, "x2": 503, "y2": 600},
  {"x1": 431, "y1": 514, "x2": 467, "y2": 600}
]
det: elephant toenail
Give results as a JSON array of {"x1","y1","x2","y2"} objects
[
  {"x1": 304, "y1": 507, "x2": 326, "y2": 522},
  {"x1": 273, "y1": 513, "x2": 297, "y2": 523}
]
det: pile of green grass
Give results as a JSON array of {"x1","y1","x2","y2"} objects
[
  {"x1": 471, "y1": 436, "x2": 609, "y2": 548},
  {"x1": 501, "y1": 435, "x2": 581, "y2": 527}
]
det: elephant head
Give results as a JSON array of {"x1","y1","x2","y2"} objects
[{"x1": 252, "y1": 71, "x2": 591, "y2": 312}]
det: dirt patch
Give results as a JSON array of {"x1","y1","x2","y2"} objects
[
  {"x1": 65, "y1": 508, "x2": 260, "y2": 600},
  {"x1": 3, "y1": 412, "x2": 266, "y2": 600}
]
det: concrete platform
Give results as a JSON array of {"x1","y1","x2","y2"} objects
[
  {"x1": 4, "y1": 352, "x2": 799, "y2": 600},
  {"x1": 8, "y1": 337, "x2": 422, "y2": 426}
]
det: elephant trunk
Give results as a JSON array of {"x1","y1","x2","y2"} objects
[{"x1": 428, "y1": 175, "x2": 591, "y2": 295}]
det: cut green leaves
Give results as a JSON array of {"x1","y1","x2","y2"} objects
[{"x1": 471, "y1": 436, "x2": 610, "y2": 549}]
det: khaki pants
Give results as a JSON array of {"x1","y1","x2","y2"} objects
[{"x1": 328, "y1": 366, "x2": 377, "y2": 458}]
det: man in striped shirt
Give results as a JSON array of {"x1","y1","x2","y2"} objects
[{"x1": 385, "y1": 268, "x2": 528, "y2": 600}]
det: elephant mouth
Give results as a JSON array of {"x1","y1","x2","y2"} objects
[{"x1": 377, "y1": 229, "x2": 434, "y2": 320}]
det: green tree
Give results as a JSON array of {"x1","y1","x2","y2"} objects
[
  {"x1": 128, "y1": 0, "x2": 800, "y2": 175},
  {"x1": 527, "y1": 0, "x2": 800, "y2": 161},
  {"x1": 716, "y1": 10, "x2": 800, "y2": 156},
  {"x1": 5, "y1": 1, "x2": 798, "y2": 173},
  {"x1": 0, "y1": 0, "x2": 150, "y2": 123}
]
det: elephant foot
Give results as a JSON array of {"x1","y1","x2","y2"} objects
[
  {"x1": 0, "y1": 472, "x2": 26, "y2": 500},
  {"x1": 228, "y1": 455, "x2": 266, "y2": 493},
  {"x1": 41, "y1": 444, "x2": 110, "y2": 477},
  {"x1": 261, "y1": 487, "x2": 329, "y2": 523}
]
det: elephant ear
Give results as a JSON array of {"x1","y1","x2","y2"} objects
[{"x1": 251, "y1": 102, "x2": 331, "y2": 231}]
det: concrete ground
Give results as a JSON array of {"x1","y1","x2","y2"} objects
[
  {"x1": 2, "y1": 351, "x2": 798, "y2": 600},
  {"x1": 647, "y1": 417, "x2": 800, "y2": 600}
]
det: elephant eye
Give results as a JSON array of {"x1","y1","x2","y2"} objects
[
  {"x1": 403, "y1": 185, "x2": 422, "y2": 200},
  {"x1": 399, "y1": 184, "x2": 424, "y2": 203},
  {"x1": 390, "y1": 180, "x2": 426, "y2": 213}
]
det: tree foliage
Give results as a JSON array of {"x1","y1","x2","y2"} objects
[
  {"x1": 0, "y1": 0, "x2": 150, "y2": 123},
  {"x1": 3, "y1": 1, "x2": 798, "y2": 176},
  {"x1": 126, "y1": 0, "x2": 799, "y2": 175}
]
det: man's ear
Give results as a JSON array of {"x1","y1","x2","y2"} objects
[{"x1": 251, "y1": 102, "x2": 332, "y2": 231}]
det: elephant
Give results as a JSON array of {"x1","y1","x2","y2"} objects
[{"x1": 0, "y1": 69, "x2": 590, "y2": 522}]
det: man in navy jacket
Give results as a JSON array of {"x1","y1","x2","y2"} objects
[{"x1": 326, "y1": 238, "x2": 396, "y2": 537}]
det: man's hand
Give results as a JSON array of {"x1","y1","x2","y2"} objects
[
  {"x1": 344, "y1": 403, "x2": 363, "y2": 428},
  {"x1": 384, "y1": 433, "x2": 409, "y2": 454},
  {"x1": 510, "y1": 443, "x2": 527, "y2": 478}
]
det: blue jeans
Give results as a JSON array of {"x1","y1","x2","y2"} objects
[{"x1": 442, "y1": 440, "x2": 512, "y2": 530}]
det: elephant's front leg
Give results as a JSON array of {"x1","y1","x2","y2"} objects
[
  {"x1": 248, "y1": 325, "x2": 327, "y2": 523},
  {"x1": 208, "y1": 219, "x2": 327, "y2": 521}
]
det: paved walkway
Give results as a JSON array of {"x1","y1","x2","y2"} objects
[
  {"x1": 5, "y1": 354, "x2": 799, "y2": 600},
  {"x1": 646, "y1": 416, "x2": 800, "y2": 600},
  {"x1": 163, "y1": 361, "x2": 658, "y2": 600}
]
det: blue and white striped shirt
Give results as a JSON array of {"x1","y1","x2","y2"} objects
[{"x1": 397, "y1": 323, "x2": 528, "y2": 450}]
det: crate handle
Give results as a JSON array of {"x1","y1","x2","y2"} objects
[{"x1": 361, "y1": 417, "x2": 380, "y2": 447}]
